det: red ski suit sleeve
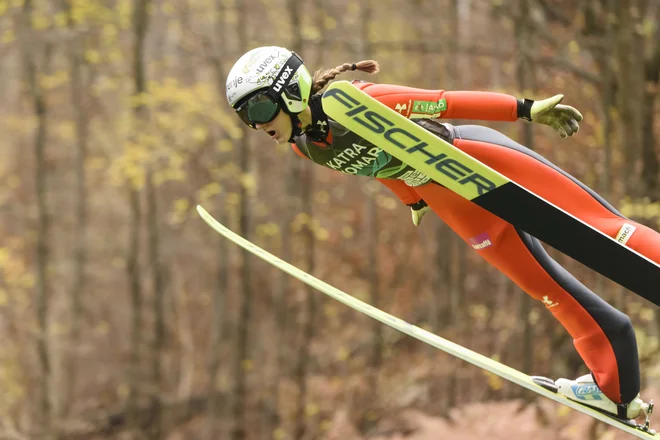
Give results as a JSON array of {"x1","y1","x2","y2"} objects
[{"x1": 352, "y1": 81, "x2": 519, "y2": 206}]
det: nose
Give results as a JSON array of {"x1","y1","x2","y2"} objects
[{"x1": 254, "y1": 122, "x2": 266, "y2": 130}]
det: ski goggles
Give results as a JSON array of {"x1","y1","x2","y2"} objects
[{"x1": 235, "y1": 92, "x2": 281, "y2": 128}]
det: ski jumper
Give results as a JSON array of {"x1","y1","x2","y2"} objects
[{"x1": 292, "y1": 81, "x2": 660, "y2": 405}]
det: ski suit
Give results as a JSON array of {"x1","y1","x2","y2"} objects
[{"x1": 291, "y1": 81, "x2": 660, "y2": 405}]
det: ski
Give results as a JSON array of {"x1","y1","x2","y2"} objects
[
  {"x1": 196, "y1": 205, "x2": 657, "y2": 439},
  {"x1": 321, "y1": 80, "x2": 660, "y2": 307}
]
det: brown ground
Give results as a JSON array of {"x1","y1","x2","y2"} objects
[{"x1": 323, "y1": 393, "x2": 659, "y2": 440}]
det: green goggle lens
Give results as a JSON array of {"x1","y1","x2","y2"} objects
[{"x1": 236, "y1": 93, "x2": 280, "y2": 128}]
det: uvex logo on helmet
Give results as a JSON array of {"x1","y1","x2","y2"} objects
[
  {"x1": 272, "y1": 66, "x2": 293, "y2": 92},
  {"x1": 255, "y1": 55, "x2": 276, "y2": 74}
]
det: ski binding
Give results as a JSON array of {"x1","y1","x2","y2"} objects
[{"x1": 531, "y1": 376, "x2": 656, "y2": 434}]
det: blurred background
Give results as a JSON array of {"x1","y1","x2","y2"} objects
[{"x1": 1, "y1": 0, "x2": 660, "y2": 439}]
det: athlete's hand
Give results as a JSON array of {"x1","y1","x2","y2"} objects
[
  {"x1": 529, "y1": 94, "x2": 583, "y2": 138},
  {"x1": 409, "y1": 199, "x2": 430, "y2": 226}
]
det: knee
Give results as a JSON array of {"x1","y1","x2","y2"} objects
[{"x1": 611, "y1": 310, "x2": 636, "y2": 342}]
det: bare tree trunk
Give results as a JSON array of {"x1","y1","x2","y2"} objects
[
  {"x1": 359, "y1": 1, "x2": 384, "y2": 420},
  {"x1": 19, "y1": 0, "x2": 52, "y2": 436},
  {"x1": 286, "y1": 1, "x2": 318, "y2": 439},
  {"x1": 515, "y1": 0, "x2": 536, "y2": 393},
  {"x1": 442, "y1": 0, "x2": 463, "y2": 411},
  {"x1": 293, "y1": 162, "x2": 316, "y2": 440},
  {"x1": 599, "y1": 0, "x2": 619, "y2": 310},
  {"x1": 59, "y1": 0, "x2": 89, "y2": 419},
  {"x1": 127, "y1": 185, "x2": 144, "y2": 438},
  {"x1": 127, "y1": 0, "x2": 151, "y2": 437},
  {"x1": 146, "y1": 168, "x2": 164, "y2": 440},
  {"x1": 231, "y1": 137, "x2": 252, "y2": 440},
  {"x1": 143, "y1": 0, "x2": 164, "y2": 423},
  {"x1": 614, "y1": 2, "x2": 644, "y2": 197},
  {"x1": 641, "y1": 5, "x2": 660, "y2": 200},
  {"x1": 422, "y1": 2, "x2": 445, "y2": 364},
  {"x1": 206, "y1": 3, "x2": 231, "y2": 439},
  {"x1": 231, "y1": 0, "x2": 252, "y2": 437},
  {"x1": 206, "y1": 221, "x2": 229, "y2": 440}
]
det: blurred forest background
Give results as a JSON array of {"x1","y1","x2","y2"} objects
[{"x1": 2, "y1": 0, "x2": 660, "y2": 439}]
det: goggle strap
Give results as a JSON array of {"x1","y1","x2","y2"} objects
[{"x1": 264, "y1": 53, "x2": 303, "y2": 102}]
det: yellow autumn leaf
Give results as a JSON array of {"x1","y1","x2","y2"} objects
[
  {"x1": 225, "y1": 192, "x2": 240, "y2": 205},
  {"x1": 469, "y1": 304, "x2": 489, "y2": 320},
  {"x1": 71, "y1": 4, "x2": 84, "y2": 24},
  {"x1": 302, "y1": 23, "x2": 321, "y2": 41},
  {"x1": 305, "y1": 403, "x2": 320, "y2": 417},
  {"x1": 483, "y1": 370, "x2": 503, "y2": 391},
  {"x1": 96, "y1": 321, "x2": 109, "y2": 335},
  {"x1": 324, "y1": 303, "x2": 337, "y2": 318},
  {"x1": 32, "y1": 14, "x2": 50, "y2": 30},
  {"x1": 85, "y1": 49, "x2": 102, "y2": 64},
  {"x1": 103, "y1": 23, "x2": 117, "y2": 39},
  {"x1": 557, "y1": 405, "x2": 571, "y2": 418},
  {"x1": 315, "y1": 190, "x2": 329, "y2": 204},
  {"x1": 323, "y1": 15, "x2": 336, "y2": 30},
  {"x1": 117, "y1": 0, "x2": 131, "y2": 28},
  {"x1": 162, "y1": 2, "x2": 175, "y2": 15},
  {"x1": 197, "y1": 182, "x2": 222, "y2": 201},
  {"x1": 640, "y1": 308, "x2": 655, "y2": 323},
  {"x1": 192, "y1": 126, "x2": 208, "y2": 142},
  {"x1": 377, "y1": 195, "x2": 397, "y2": 210},
  {"x1": 341, "y1": 226, "x2": 354, "y2": 238},
  {"x1": 315, "y1": 227, "x2": 329, "y2": 241},
  {"x1": 108, "y1": 49, "x2": 122, "y2": 63},
  {"x1": 117, "y1": 383, "x2": 130, "y2": 398},
  {"x1": 168, "y1": 168, "x2": 186, "y2": 182},
  {"x1": 217, "y1": 139, "x2": 233, "y2": 152},
  {"x1": 240, "y1": 173, "x2": 256, "y2": 191},
  {"x1": 39, "y1": 70, "x2": 70, "y2": 90},
  {"x1": 153, "y1": 170, "x2": 167, "y2": 186},
  {"x1": 20, "y1": 274, "x2": 34, "y2": 288},
  {"x1": 54, "y1": 11, "x2": 68, "y2": 28},
  {"x1": 1, "y1": 30, "x2": 14, "y2": 43}
]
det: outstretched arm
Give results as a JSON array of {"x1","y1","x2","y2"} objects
[{"x1": 353, "y1": 82, "x2": 582, "y2": 138}]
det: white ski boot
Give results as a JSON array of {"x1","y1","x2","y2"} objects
[{"x1": 555, "y1": 373, "x2": 651, "y2": 420}]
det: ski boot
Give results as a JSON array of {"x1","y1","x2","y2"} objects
[{"x1": 532, "y1": 374, "x2": 655, "y2": 434}]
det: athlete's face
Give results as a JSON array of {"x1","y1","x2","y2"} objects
[{"x1": 254, "y1": 110, "x2": 292, "y2": 144}]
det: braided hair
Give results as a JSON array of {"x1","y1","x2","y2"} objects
[{"x1": 310, "y1": 60, "x2": 380, "y2": 94}]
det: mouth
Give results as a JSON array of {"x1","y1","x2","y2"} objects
[{"x1": 267, "y1": 130, "x2": 277, "y2": 139}]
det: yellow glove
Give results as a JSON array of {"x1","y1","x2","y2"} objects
[
  {"x1": 518, "y1": 95, "x2": 583, "y2": 138},
  {"x1": 408, "y1": 199, "x2": 430, "y2": 226}
]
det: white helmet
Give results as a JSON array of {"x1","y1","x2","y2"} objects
[{"x1": 226, "y1": 46, "x2": 313, "y2": 121}]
